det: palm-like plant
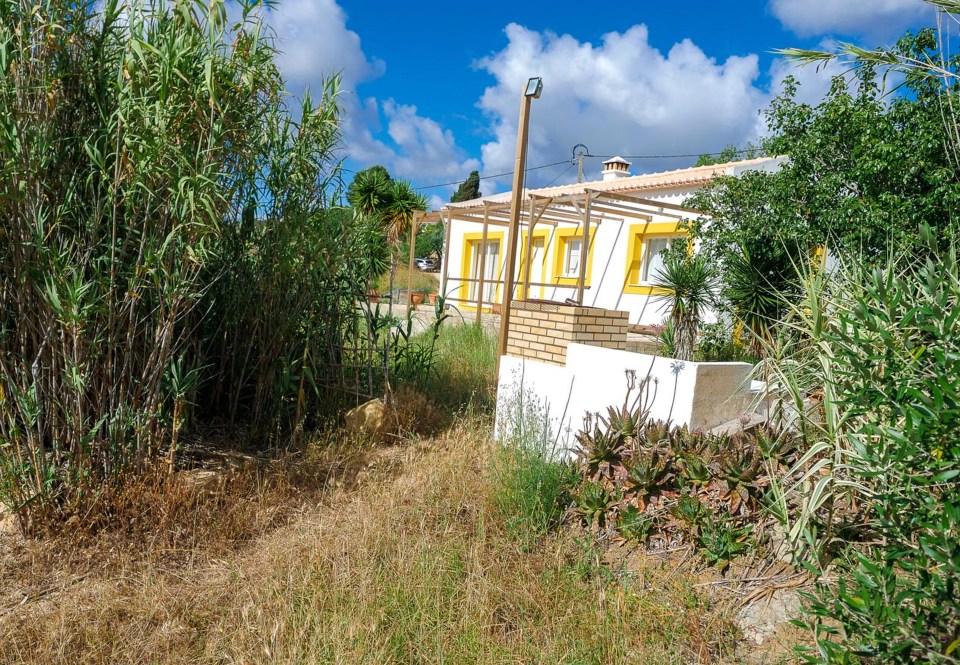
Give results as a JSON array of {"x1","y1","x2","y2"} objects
[
  {"x1": 652, "y1": 245, "x2": 716, "y2": 361},
  {"x1": 346, "y1": 166, "x2": 393, "y2": 217},
  {"x1": 384, "y1": 179, "x2": 427, "y2": 244},
  {"x1": 723, "y1": 242, "x2": 795, "y2": 359}
]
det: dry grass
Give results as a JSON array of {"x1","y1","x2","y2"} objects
[
  {"x1": 374, "y1": 265, "x2": 439, "y2": 295},
  {"x1": 0, "y1": 422, "x2": 741, "y2": 664}
]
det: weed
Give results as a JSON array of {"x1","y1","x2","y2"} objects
[{"x1": 492, "y1": 385, "x2": 574, "y2": 546}]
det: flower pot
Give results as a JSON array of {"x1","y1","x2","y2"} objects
[
  {"x1": 368, "y1": 291, "x2": 380, "y2": 303},
  {"x1": 411, "y1": 292, "x2": 424, "y2": 306},
  {"x1": 428, "y1": 293, "x2": 437, "y2": 305},
  {"x1": 491, "y1": 303, "x2": 501, "y2": 315}
]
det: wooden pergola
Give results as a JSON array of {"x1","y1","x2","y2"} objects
[{"x1": 437, "y1": 188, "x2": 701, "y2": 323}]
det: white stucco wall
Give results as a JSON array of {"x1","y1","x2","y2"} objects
[{"x1": 494, "y1": 344, "x2": 757, "y2": 458}]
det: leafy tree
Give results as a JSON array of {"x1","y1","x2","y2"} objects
[
  {"x1": 415, "y1": 221, "x2": 445, "y2": 260},
  {"x1": 346, "y1": 165, "x2": 426, "y2": 303},
  {"x1": 451, "y1": 170, "x2": 482, "y2": 203},
  {"x1": 688, "y1": 30, "x2": 960, "y2": 351},
  {"x1": 347, "y1": 165, "x2": 393, "y2": 216},
  {"x1": 694, "y1": 143, "x2": 760, "y2": 167}
]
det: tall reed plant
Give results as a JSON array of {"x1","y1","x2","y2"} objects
[
  {"x1": 762, "y1": 228, "x2": 960, "y2": 662},
  {"x1": 0, "y1": 0, "x2": 383, "y2": 532}
]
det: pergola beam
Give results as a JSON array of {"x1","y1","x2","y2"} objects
[{"x1": 585, "y1": 189, "x2": 703, "y2": 215}]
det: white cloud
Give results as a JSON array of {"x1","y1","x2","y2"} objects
[
  {"x1": 382, "y1": 100, "x2": 481, "y2": 182},
  {"x1": 475, "y1": 24, "x2": 767, "y2": 191},
  {"x1": 770, "y1": 0, "x2": 930, "y2": 39},
  {"x1": 251, "y1": 0, "x2": 383, "y2": 90},
  {"x1": 228, "y1": 0, "x2": 476, "y2": 203}
]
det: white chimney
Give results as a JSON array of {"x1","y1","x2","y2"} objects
[{"x1": 602, "y1": 156, "x2": 632, "y2": 181}]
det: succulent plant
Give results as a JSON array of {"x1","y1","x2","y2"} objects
[
  {"x1": 622, "y1": 448, "x2": 674, "y2": 505},
  {"x1": 574, "y1": 481, "x2": 616, "y2": 528},
  {"x1": 617, "y1": 504, "x2": 654, "y2": 544}
]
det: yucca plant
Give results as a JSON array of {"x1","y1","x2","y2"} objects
[{"x1": 652, "y1": 244, "x2": 716, "y2": 361}]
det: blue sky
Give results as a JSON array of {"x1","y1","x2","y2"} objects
[{"x1": 243, "y1": 0, "x2": 933, "y2": 206}]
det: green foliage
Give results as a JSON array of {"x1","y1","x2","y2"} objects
[
  {"x1": 697, "y1": 515, "x2": 752, "y2": 569},
  {"x1": 695, "y1": 322, "x2": 756, "y2": 363},
  {"x1": 696, "y1": 31, "x2": 960, "y2": 260},
  {"x1": 493, "y1": 387, "x2": 575, "y2": 547},
  {"x1": 424, "y1": 323, "x2": 498, "y2": 414},
  {"x1": 690, "y1": 30, "x2": 960, "y2": 357},
  {"x1": 694, "y1": 142, "x2": 761, "y2": 167},
  {"x1": 347, "y1": 165, "x2": 394, "y2": 215},
  {"x1": 651, "y1": 244, "x2": 716, "y2": 361},
  {"x1": 655, "y1": 319, "x2": 676, "y2": 359},
  {"x1": 415, "y1": 221, "x2": 445, "y2": 260},
  {"x1": 347, "y1": 165, "x2": 426, "y2": 244},
  {"x1": 570, "y1": 379, "x2": 800, "y2": 567},
  {"x1": 450, "y1": 170, "x2": 482, "y2": 203},
  {"x1": 776, "y1": 229, "x2": 960, "y2": 663},
  {"x1": 0, "y1": 0, "x2": 385, "y2": 529},
  {"x1": 616, "y1": 504, "x2": 654, "y2": 543},
  {"x1": 389, "y1": 307, "x2": 448, "y2": 389}
]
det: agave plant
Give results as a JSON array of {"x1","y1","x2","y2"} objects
[
  {"x1": 574, "y1": 481, "x2": 616, "y2": 528},
  {"x1": 617, "y1": 504, "x2": 655, "y2": 544},
  {"x1": 718, "y1": 441, "x2": 764, "y2": 514},
  {"x1": 697, "y1": 514, "x2": 753, "y2": 570},
  {"x1": 621, "y1": 448, "x2": 675, "y2": 509},
  {"x1": 575, "y1": 425, "x2": 627, "y2": 481}
]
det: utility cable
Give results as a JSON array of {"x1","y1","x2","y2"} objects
[{"x1": 343, "y1": 145, "x2": 759, "y2": 193}]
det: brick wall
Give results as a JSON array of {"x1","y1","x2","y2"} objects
[{"x1": 505, "y1": 301, "x2": 628, "y2": 366}]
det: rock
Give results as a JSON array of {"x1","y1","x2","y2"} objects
[
  {"x1": 177, "y1": 469, "x2": 225, "y2": 495},
  {"x1": 345, "y1": 398, "x2": 390, "y2": 439},
  {"x1": 708, "y1": 412, "x2": 766, "y2": 437},
  {"x1": 0, "y1": 505, "x2": 17, "y2": 538},
  {"x1": 737, "y1": 588, "x2": 803, "y2": 645}
]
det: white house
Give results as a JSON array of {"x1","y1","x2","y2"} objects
[{"x1": 439, "y1": 156, "x2": 783, "y2": 327}]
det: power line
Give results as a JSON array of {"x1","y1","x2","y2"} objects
[
  {"x1": 416, "y1": 159, "x2": 572, "y2": 190},
  {"x1": 343, "y1": 145, "x2": 760, "y2": 194},
  {"x1": 585, "y1": 147, "x2": 758, "y2": 160},
  {"x1": 415, "y1": 146, "x2": 759, "y2": 190},
  {"x1": 543, "y1": 161, "x2": 576, "y2": 187}
]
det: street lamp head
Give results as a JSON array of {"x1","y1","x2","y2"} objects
[{"x1": 524, "y1": 76, "x2": 543, "y2": 99}]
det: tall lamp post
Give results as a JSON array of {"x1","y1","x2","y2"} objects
[{"x1": 496, "y1": 77, "x2": 543, "y2": 375}]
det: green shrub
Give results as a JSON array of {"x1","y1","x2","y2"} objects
[
  {"x1": 0, "y1": 0, "x2": 384, "y2": 531},
  {"x1": 695, "y1": 322, "x2": 757, "y2": 363},
  {"x1": 785, "y1": 230, "x2": 960, "y2": 663}
]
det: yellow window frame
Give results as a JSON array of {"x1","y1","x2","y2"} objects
[
  {"x1": 623, "y1": 221, "x2": 686, "y2": 295},
  {"x1": 460, "y1": 230, "x2": 505, "y2": 311},
  {"x1": 552, "y1": 226, "x2": 597, "y2": 287}
]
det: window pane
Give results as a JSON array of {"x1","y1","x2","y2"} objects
[
  {"x1": 642, "y1": 237, "x2": 671, "y2": 283},
  {"x1": 485, "y1": 241, "x2": 499, "y2": 301},
  {"x1": 565, "y1": 238, "x2": 581, "y2": 276}
]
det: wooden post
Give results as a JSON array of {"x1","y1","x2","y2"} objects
[
  {"x1": 406, "y1": 211, "x2": 423, "y2": 316},
  {"x1": 476, "y1": 204, "x2": 489, "y2": 324},
  {"x1": 440, "y1": 211, "x2": 452, "y2": 298},
  {"x1": 496, "y1": 84, "x2": 538, "y2": 374},
  {"x1": 576, "y1": 193, "x2": 591, "y2": 304}
]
